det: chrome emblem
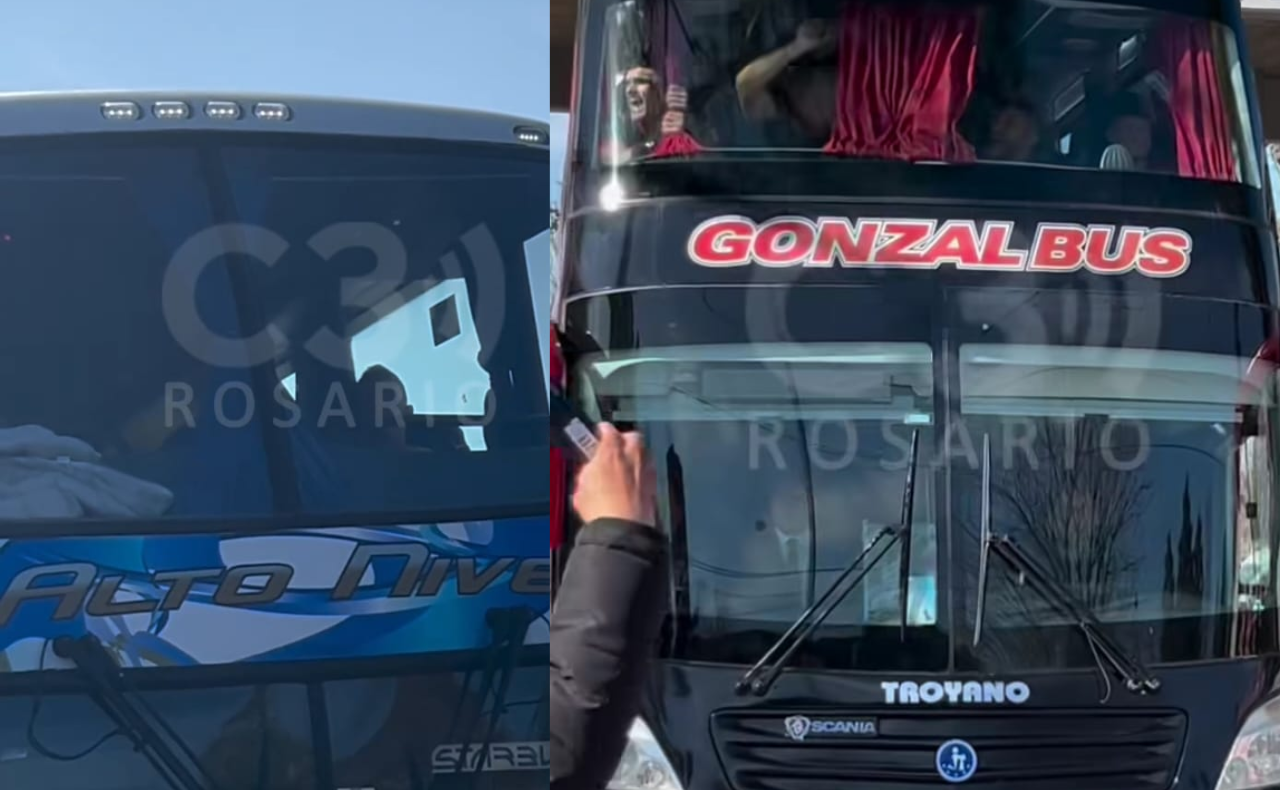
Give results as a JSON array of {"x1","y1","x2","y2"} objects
[{"x1": 783, "y1": 715, "x2": 812, "y2": 742}]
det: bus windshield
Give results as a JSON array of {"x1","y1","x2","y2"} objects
[
  {"x1": 594, "y1": 0, "x2": 1258, "y2": 185},
  {"x1": 0, "y1": 133, "x2": 547, "y2": 524},
  {"x1": 567, "y1": 287, "x2": 1280, "y2": 673}
]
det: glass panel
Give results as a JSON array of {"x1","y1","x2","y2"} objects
[
  {"x1": 0, "y1": 684, "x2": 313, "y2": 789},
  {"x1": 593, "y1": 0, "x2": 1256, "y2": 184},
  {"x1": 959, "y1": 343, "x2": 1271, "y2": 620},
  {"x1": 948, "y1": 293, "x2": 1280, "y2": 668},
  {"x1": 0, "y1": 136, "x2": 548, "y2": 524},
  {"x1": 0, "y1": 668, "x2": 550, "y2": 790},
  {"x1": 220, "y1": 140, "x2": 548, "y2": 516},
  {"x1": 0, "y1": 145, "x2": 279, "y2": 521},
  {"x1": 326, "y1": 668, "x2": 549, "y2": 790},
  {"x1": 577, "y1": 340, "x2": 941, "y2": 663}
]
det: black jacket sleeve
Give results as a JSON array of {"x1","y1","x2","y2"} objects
[{"x1": 550, "y1": 518, "x2": 669, "y2": 790}]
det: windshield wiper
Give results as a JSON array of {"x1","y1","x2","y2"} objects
[
  {"x1": 445, "y1": 606, "x2": 538, "y2": 781},
  {"x1": 52, "y1": 636, "x2": 215, "y2": 790},
  {"x1": 896, "y1": 429, "x2": 921, "y2": 638},
  {"x1": 972, "y1": 435, "x2": 1161, "y2": 700},
  {"x1": 735, "y1": 429, "x2": 921, "y2": 697}
]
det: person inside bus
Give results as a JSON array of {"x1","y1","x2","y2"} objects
[
  {"x1": 624, "y1": 66, "x2": 664, "y2": 140},
  {"x1": 978, "y1": 99, "x2": 1042, "y2": 163},
  {"x1": 734, "y1": 18, "x2": 838, "y2": 146},
  {"x1": 354, "y1": 364, "x2": 413, "y2": 449},
  {"x1": 606, "y1": 65, "x2": 692, "y2": 163},
  {"x1": 746, "y1": 486, "x2": 815, "y2": 618},
  {"x1": 1098, "y1": 93, "x2": 1154, "y2": 171}
]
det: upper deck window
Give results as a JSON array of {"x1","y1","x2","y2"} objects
[{"x1": 593, "y1": 0, "x2": 1258, "y2": 186}]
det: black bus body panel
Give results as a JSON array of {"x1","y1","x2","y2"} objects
[
  {"x1": 559, "y1": 182, "x2": 1277, "y2": 307},
  {"x1": 641, "y1": 660, "x2": 1280, "y2": 790},
  {"x1": 555, "y1": 184, "x2": 1280, "y2": 789}
]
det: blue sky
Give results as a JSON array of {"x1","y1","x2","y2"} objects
[
  {"x1": 0, "y1": 0, "x2": 553, "y2": 411},
  {"x1": 0, "y1": 0, "x2": 546, "y2": 121}
]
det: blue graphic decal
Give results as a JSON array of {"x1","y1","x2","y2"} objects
[
  {"x1": 0, "y1": 517, "x2": 549, "y2": 672},
  {"x1": 935, "y1": 739, "x2": 978, "y2": 783}
]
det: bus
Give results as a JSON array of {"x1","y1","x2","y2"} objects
[
  {"x1": 0, "y1": 91, "x2": 550, "y2": 790},
  {"x1": 552, "y1": 0, "x2": 1280, "y2": 787}
]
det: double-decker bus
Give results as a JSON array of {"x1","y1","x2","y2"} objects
[
  {"x1": 0, "y1": 91, "x2": 550, "y2": 789},
  {"x1": 553, "y1": 0, "x2": 1280, "y2": 787}
]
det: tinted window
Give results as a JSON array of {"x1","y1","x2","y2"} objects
[
  {"x1": 568, "y1": 287, "x2": 949, "y2": 671},
  {"x1": 0, "y1": 144, "x2": 278, "y2": 521},
  {"x1": 0, "y1": 683, "x2": 314, "y2": 790},
  {"x1": 326, "y1": 669, "x2": 549, "y2": 790},
  {"x1": 0, "y1": 135, "x2": 547, "y2": 524},
  {"x1": 578, "y1": 342, "x2": 938, "y2": 630},
  {"x1": 592, "y1": 0, "x2": 1256, "y2": 184},
  {"x1": 565, "y1": 286, "x2": 1280, "y2": 669},
  {"x1": 948, "y1": 293, "x2": 1280, "y2": 669}
]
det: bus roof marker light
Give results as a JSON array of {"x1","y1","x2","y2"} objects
[
  {"x1": 514, "y1": 126, "x2": 549, "y2": 146},
  {"x1": 100, "y1": 101, "x2": 141, "y2": 121},
  {"x1": 204, "y1": 101, "x2": 242, "y2": 120},
  {"x1": 152, "y1": 101, "x2": 191, "y2": 121},
  {"x1": 253, "y1": 102, "x2": 292, "y2": 122}
]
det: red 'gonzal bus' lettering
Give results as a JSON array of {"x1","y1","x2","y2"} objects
[{"x1": 687, "y1": 216, "x2": 1193, "y2": 278}]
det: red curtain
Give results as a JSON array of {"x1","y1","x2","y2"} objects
[
  {"x1": 824, "y1": 2, "x2": 980, "y2": 161},
  {"x1": 1153, "y1": 18, "x2": 1237, "y2": 181},
  {"x1": 646, "y1": 0, "x2": 703, "y2": 157}
]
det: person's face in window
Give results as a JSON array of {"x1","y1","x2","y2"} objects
[
  {"x1": 624, "y1": 67, "x2": 662, "y2": 125},
  {"x1": 989, "y1": 106, "x2": 1040, "y2": 161},
  {"x1": 1107, "y1": 114, "x2": 1152, "y2": 161}
]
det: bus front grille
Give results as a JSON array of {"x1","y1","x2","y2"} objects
[{"x1": 709, "y1": 708, "x2": 1186, "y2": 790}]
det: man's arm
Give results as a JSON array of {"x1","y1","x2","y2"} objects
[
  {"x1": 550, "y1": 519, "x2": 668, "y2": 790},
  {"x1": 550, "y1": 425, "x2": 665, "y2": 790},
  {"x1": 735, "y1": 20, "x2": 834, "y2": 121}
]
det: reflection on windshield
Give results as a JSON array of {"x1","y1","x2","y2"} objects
[
  {"x1": 957, "y1": 343, "x2": 1278, "y2": 667},
  {"x1": 0, "y1": 669, "x2": 550, "y2": 790},
  {"x1": 598, "y1": 0, "x2": 1254, "y2": 184},
  {"x1": 573, "y1": 326, "x2": 1280, "y2": 670},
  {"x1": 0, "y1": 139, "x2": 547, "y2": 523},
  {"x1": 576, "y1": 342, "x2": 939, "y2": 634}
]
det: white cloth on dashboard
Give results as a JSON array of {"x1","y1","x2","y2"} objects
[
  {"x1": 0, "y1": 424, "x2": 101, "y2": 462},
  {"x1": 0, "y1": 425, "x2": 174, "y2": 519}
]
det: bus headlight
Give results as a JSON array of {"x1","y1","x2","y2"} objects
[
  {"x1": 1216, "y1": 699, "x2": 1280, "y2": 789},
  {"x1": 608, "y1": 718, "x2": 683, "y2": 790}
]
